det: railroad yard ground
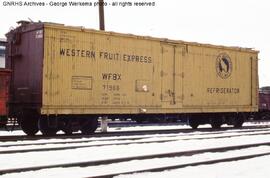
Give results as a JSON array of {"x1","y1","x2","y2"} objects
[{"x1": 1, "y1": 122, "x2": 270, "y2": 178}]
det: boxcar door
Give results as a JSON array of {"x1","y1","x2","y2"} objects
[{"x1": 161, "y1": 44, "x2": 184, "y2": 105}]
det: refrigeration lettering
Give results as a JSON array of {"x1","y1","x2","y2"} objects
[{"x1": 207, "y1": 88, "x2": 240, "y2": 94}]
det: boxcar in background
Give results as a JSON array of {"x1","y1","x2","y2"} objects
[
  {"x1": 6, "y1": 21, "x2": 259, "y2": 135},
  {"x1": 0, "y1": 69, "x2": 11, "y2": 127},
  {"x1": 257, "y1": 87, "x2": 270, "y2": 120}
]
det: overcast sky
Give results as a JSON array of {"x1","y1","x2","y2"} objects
[{"x1": 0, "y1": 0, "x2": 269, "y2": 86}]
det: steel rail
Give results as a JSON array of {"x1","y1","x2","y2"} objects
[
  {"x1": 1, "y1": 127, "x2": 269, "y2": 147},
  {"x1": 1, "y1": 125, "x2": 270, "y2": 142},
  {"x1": 1, "y1": 141, "x2": 270, "y2": 175},
  {"x1": 1, "y1": 131, "x2": 270, "y2": 155},
  {"x1": 1, "y1": 126, "x2": 270, "y2": 147},
  {"x1": 90, "y1": 152, "x2": 270, "y2": 178}
]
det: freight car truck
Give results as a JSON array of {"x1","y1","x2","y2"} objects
[{"x1": 6, "y1": 21, "x2": 259, "y2": 135}]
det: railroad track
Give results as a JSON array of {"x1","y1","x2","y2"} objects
[
  {"x1": 1, "y1": 120, "x2": 269, "y2": 133},
  {"x1": 91, "y1": 149, "x2": 270, "y2": 178},
  {"x1": 2, "y1": 126, "x2": 270, "y2": 147},
  {"x1": 1, "y1": 129, "x2": 270, "y2": 155},
  {"x1": 1, "y1": 124, "x2": 270, "y2": 142},
  {"x1": 1, "y1": 141, "x2": 270, "y2": 176},
  {"x1": 1, "y1": 126, "x2": 270, "y2": 146},
  {"x1": 0, "y1": 121, "x2": 186, "y2": 132}
]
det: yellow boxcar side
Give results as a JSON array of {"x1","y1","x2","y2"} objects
[{"x1": 41, "y1": 24, "x2": 258, "y2": 115}]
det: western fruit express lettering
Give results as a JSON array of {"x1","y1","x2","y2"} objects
[{"x1": 60, "y1": 48, "x2": 152, "y2": 64}]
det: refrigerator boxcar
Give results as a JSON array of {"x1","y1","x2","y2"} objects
[{"x1": 6, "y1": 21, "x2": 259, "y2": 135}]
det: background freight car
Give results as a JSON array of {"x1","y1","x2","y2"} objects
[
  {"x1": 0, "y1": 69, "x2": 11, "y2": 128},
  {"x1": 6, "y1": 21, "x2": 259, "y2": 135},
  {"x1": 256, "y1": 87, "x2": 270, "y2": 120},
  {"x1": 0, "y1": 39, "x2": 9, "y2": 128}
]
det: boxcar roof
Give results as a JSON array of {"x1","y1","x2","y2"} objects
[{"x1": 16, "y1": 21, "x2": 260, "y2": 54}]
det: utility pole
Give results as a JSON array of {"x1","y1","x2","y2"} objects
[
  {"x1": 99, "y1": 0, "x2": 105, "y2": 30},
  {"x1": 98, "y1": 0, "x2": 107, "y2": 132}
]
